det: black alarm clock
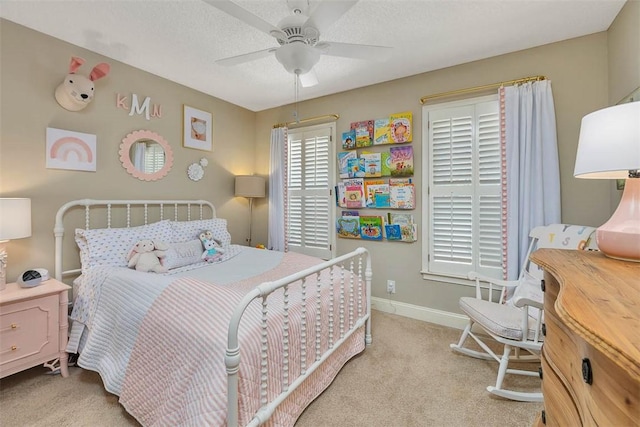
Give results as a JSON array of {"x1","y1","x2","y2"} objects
[{"x1": 17, "y1": 268, "x2": 49, "y2": 288}]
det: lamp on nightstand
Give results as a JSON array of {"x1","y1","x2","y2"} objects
[
  {"x1": 235, "y1": 175, "x2": 266, "y2": 246},
  {"x1": 574, "y1": 101, "x2": 640, "y2": 262},
  {"x1": 0, "y1": 198, "x2": 32, "y2": 290}
]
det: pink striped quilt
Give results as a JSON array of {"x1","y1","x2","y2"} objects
[{"x1": 119, "y1": 251, "x2": 366, "y2": 426}]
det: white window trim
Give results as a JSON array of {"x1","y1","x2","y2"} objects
[
  {"x1": 421, "y1": 94, "x2": 501, "y2": 284},
  {"x1": 286, "y1": 122, "x2": 336, "y2": 260}
]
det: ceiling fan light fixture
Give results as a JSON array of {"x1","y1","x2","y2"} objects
[{"x1": 274, "y1": 42, "x2": 320, "y2": 75}]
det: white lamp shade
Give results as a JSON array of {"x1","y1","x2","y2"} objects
[
  {"x1": 574, "y1": 102, "x2": 640, "y2": 179},
  {"x1": 0, "y1": 198, "x2": 32, "y2": 241},
  {"x1": 235, "y1": 176, "x2": 266, "y2": 198}
]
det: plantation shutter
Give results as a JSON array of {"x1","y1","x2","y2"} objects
[
  {"x1": 144, "y1": 142, "x2": 165, "y2": 174},
  {"x1": 287, "y1": 125, "x2": 334, "y2": 259},
  {"x1": 427, "y1": 99, "x2": 502, "y2": 279}
]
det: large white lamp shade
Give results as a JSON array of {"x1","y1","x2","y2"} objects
[{"x1": 574, "y1": 102, "x2": 640, "y2": 261}]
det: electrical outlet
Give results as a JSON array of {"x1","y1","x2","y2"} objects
[{"x1": 387, "y1": 280, "x2": 396, "y2": 294}]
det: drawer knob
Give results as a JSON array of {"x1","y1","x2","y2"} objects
[
  {"x1": 540, "y1": 279, "x2": 545, "y2": 292},
  {"x1": 538, "y1": 367, "x2": 543, "y2": 380},
  {"x1": 11, "y1": 323, "x2": 17, "y2": 329},
  {"x1": 11, "y1": 345, "x2": 17, "y2": 351},
  {"x1": 582, "y1": 358, "x2": 593, "y2": 384},
  {"x1": 541, "y1": 410, "x2": 546, "y2": 424},
  {"x1": 542, "y1": 323, "x2": 546, "y2": 336}
]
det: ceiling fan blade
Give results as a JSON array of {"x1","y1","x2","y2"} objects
[
  {"x1": 303, "y1": 0, "x2": 358, "y2": 33},
  {"x1": 318, "y1": 41, "x2": 393, "y2": 61},
  {"x1": 202, "y1": 0, "x2": 284, "y2": 38},
  {"x1": 298, "y1": 69, "x2": 319, "y2": 87},
  {"x1": 216, "y1": 47, "x2": 278, "y2": 66}
]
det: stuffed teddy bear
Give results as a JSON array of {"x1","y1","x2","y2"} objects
[
  {"x1": 199, "y1": 230, "x2": 225, "y2": 263},
  {"x1": 127, "y1": 239, "x2": 169, "y2": 273},
  {"x1": 55, "y1": 56, "x2": 110, "y2": 111}
]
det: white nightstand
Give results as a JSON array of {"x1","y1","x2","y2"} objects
[{"x1": 0, "y1": 279, "x2": 71, "y2": 378}]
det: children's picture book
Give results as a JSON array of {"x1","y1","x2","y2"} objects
[
  {"x1": 350, "y1": 120, "x2": 374, "y2": 148},
  {"x1": 347, "y1": 157, "x2": 365, "y2": 178},
  {"x1": 400, "y1": 223, "x2": 418, "y2": 242},
  {"x1": 344, "y1": 178, "x2": 365, "y2": 208},
  {"x1": 389, "y1": 111, "x2": 412, "y2": 143},
  {"x1": 388, "y1": 212, "x2": 413, "y2": 225},
  {"x1": 390, "y1": 146, "x2": 414, "y2": 177},
  {"x1": 384, "y1": 224, "x2": 402, "y2": 241},
  {"x1": 364, "y1": 179, "x2": 390, "y2": 208},
  {"x1": 374, "y1": 118, "x2": 391, "y2": 145},
  {"x1": 387, "y1": 212, "x2": 417, "y2": 242},
  {"x1": 337, "y1": 211, "x2": 360, "y2": 239},
  {"x1": 389, "y1": 180, "x2": 415, "y2": 209},
  {"x1": 342, "y1": 129, "x2": 356, "y2": 150},
  {"x1": 361, "y1": 152, "x2": 382, "y2": 177},
  {"x1": 381, "y1": 151, "x2": 391, "y2": 176},
  {"x1": 337, "y1": 151, "x2": 357, "y2": 178},
  {"x1": 335, "y1": 183, "x2": 346, "y2": 207},
  {"x1": 359, "y1": 216, "x2": 384, "y2": 241}
]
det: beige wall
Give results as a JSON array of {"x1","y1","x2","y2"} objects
[
  {"x1": 608, "y1": 0, "x2": 640, "y2": 105},
  {"x1": 255, "y1": 19, "x2": 635, "y2": 313},
  {"x1": 0, "y1": 20, "x2": 257, "y2": 281}
]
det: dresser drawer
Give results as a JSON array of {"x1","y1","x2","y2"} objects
[
  {"x1": 544, "y1": 308, "x2": 639, "y2": 425},
  {"x1": 0, "y1": 294, "x2": 60, "y2": 373},
  {"x1": 540, "y1": 350, "x2": 582, "y2": 426}
]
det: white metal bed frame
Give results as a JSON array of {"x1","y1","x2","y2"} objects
[{"x1": 54, "y1": 199, "x2": 372, "y2": 427}]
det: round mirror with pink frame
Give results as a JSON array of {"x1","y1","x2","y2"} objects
[{"x1": 119, "y1": 129, "x2": 174, "y2": 181}]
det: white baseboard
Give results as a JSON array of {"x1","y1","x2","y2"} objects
[{"x1": 371, "y1": 297, "x2": 468, "y2": 330}]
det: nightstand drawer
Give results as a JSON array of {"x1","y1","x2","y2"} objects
[{"x1": 0, "y1": 294, "x2": 59, "y2": 370}]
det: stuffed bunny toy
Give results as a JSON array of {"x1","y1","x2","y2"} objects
[
  {"x1": 127, "y1": 239, "x2": 169, "y2": 273},
  {"x1": 199, "y1": 230, "x2": 225, "y2": 263},
  {"x1": 55, "y1": 56, "x2": 110, "y2": 111}
]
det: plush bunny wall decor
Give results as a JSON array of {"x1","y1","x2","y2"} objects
[
  {"x1": 127, "y1": 239, "x2": 169, "y2": 273},
  {"x1": 54, "y1": 56, "x2": 110, "y2": 111}
]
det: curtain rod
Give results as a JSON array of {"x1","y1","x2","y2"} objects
[
  {"x1": 419, "y1": 75, "x2": 547, "y2": 104},
  {"x1": 273, "y1": 113, "x2": 340, "y2": 129}
]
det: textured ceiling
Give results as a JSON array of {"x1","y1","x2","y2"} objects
[{"x1": 0, "y1": 0, "x2": 627, "y2": 112}]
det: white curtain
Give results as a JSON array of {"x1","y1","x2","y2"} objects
[
  {"x1": 133, "y1": 142, "x2": 146, "y2": 171},
  {"x1": 268, "y1": 127, "x2": 287, "y2": 252},
  {"x1": 504, "y1": 80, "x2": 561, "y2": 279}
]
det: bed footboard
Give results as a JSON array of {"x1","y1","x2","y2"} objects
[{"x1": 226, "y1": 247, "x2": 372, "y2": 427}]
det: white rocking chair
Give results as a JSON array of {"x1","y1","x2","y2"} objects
[{"x1": 450, "y1": 224, "x2": 597, "y2": 402}]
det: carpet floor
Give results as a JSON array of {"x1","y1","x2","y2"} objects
[{"x1": 0, "y1": 310, "x2": 542, "y2": 426}]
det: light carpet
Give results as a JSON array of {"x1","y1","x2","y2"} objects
[{"x1": 0, "y1": 310, "x2": 542, "y2": 426}]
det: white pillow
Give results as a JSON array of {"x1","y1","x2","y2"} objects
[
  {"x1": 170, "y1": 218, "x2": 231, "y2": 247},
  {"x1": 163, "y1": 239, "x2": 203, "y2": 270},
  {"x1": 75, "y1": 220, "x2": 173, "y2": 270}
]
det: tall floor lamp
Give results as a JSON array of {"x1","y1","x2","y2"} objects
[
  {"x1": 235, "y1": 175, "x2": 266, "y2": 246},
  {"x1": 0, "y1": 198, "x2": 32, "y2": 290}
]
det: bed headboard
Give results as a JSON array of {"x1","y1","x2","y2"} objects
[{"x1": 54, "y1": 199, "x2": 216, "y2": 281}]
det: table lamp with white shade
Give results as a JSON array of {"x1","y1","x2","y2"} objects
[
  {"x1": 234, "y1": 175, "x2": 266, "y2": 246},
  {"x1": 0, "y1": 198, "x2": 32, "y2": 290},
  {"x1": 574, "y1": 101, "x2": 640, "y2": 261}
]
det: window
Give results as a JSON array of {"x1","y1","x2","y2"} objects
[
  {"x1": 144, "y1": 141, "x2": 165, "y2": 174},
  {"x1": 286, "y1": 123, "x2": 335, "y2": 259},
  {"x1": 422, "y1": 95, "x2": 503, "y2": 281}
]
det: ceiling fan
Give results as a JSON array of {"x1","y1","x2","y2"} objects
[{"x1": 204, "y1": 0, "x2": 392, "y2": 87}]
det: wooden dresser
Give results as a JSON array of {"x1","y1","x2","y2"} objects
[{"x1": 530, "y1": 249, "x2": 640, "y2": 426}]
